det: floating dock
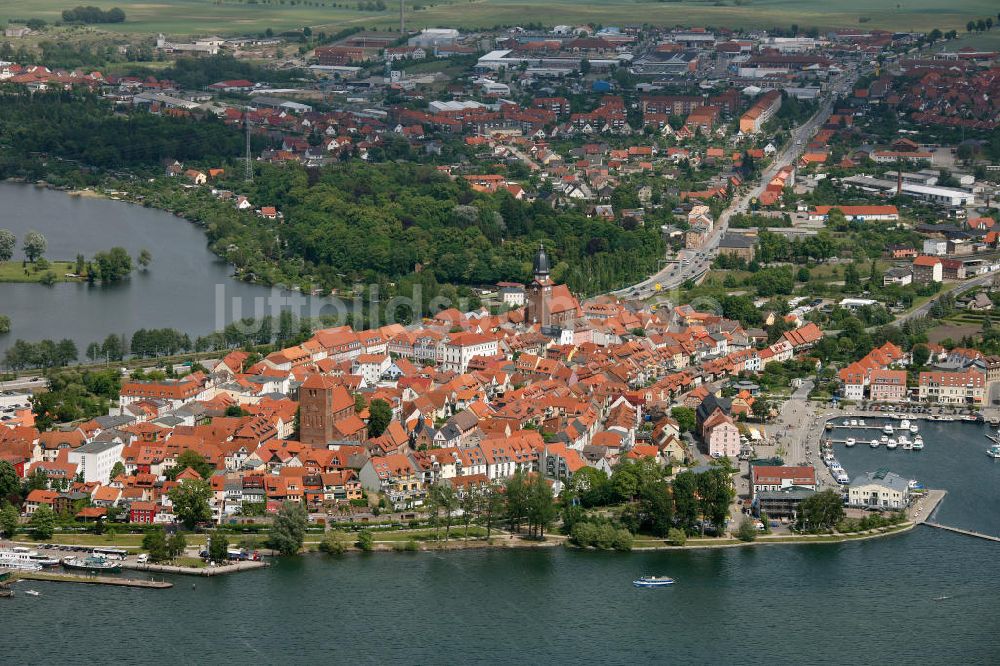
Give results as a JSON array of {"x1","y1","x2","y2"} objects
[{"x1": 18, "y1": 571, "x2": 173, "y2": 588}]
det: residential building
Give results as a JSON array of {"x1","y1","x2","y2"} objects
[
  {"x1": 868, "y1": 369, "x2": 907, "y2": 403},
  {"x1": 917, "y1": 368, "x2": 985, "y2": 405},
  {"x1": 68, "y1": 440, "x2": 126, "y2": 484},
  {"x1": 848, "y1": 469, "x2": 910, "y2": 509},
  {"x1": 750, "y1": 465, "x2": 817, "y2": 499},
  {"x1": 912, "y1": 256, "x2": 943, "y2": 284}
]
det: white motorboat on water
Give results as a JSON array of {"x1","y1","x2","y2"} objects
[
  {"x1": 842, "y1": 419, "x2": 850, "y2": 426},
  {"x1": 898, "y1": 435, "x2": 910, "y2": 447},
  {"x1": 900, "y1": 419, "x2": 910, "y2": 431},
  {"x1": 23, "y1": 590, "x2": 40, "y2": 597},
  {"x1": 987, "y1": 444, "x2": 1000, "y2": 459},
  {"x1": 845, "y1": 438, "x2": 856, "y2": 448},
  {"x1": 883, "y1": 423, "x2": 894, "y2": 434},
  {"x1": 913, "y1": 435, "x2": 924, "y2": 450},
  {"x1": 880, "y1": 435, "x2": 889, "y2": 444},
  {"x1": 858, "y1": 419, "x2": 866, "y2": 427},
  {"x1": 835, "y1": 471, "x2": 850, "y2": 484},
  {"x1": 633, "y1": 576, "x2": 675, "y2": 588},
  {"x1": 886, "y1": 438, "x2": 898, "y2": 450},
  {"x1": 870, "y1": 439, "x2": 880, "y2": 448},
  {"x1": 0, "y1": 548, "x2": 44, "y2": 572},
  {"x1": 902, "y1": 439, "x2": 913, "y2": 451},
  {"x1": 850, "y1": 419, "x2": 858, "y2": 427},
  {"x1": 909, "y1": 423, "x2": 919, "y2": 434}
]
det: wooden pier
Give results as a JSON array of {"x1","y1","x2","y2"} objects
[
  {"x1": 922, "y1": 522, "x2": 1000, "y2": 543},
  {"x1": 18, "y1": 571, "x2": 173, "y2": 588}
]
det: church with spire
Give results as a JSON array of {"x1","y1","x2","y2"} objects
[{"x1": 526, "y1": 244, "x2": 581, "y2": 330}]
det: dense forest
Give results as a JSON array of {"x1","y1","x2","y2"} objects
[
  {"x1": 0, "y1": 92, "x2": 663, "y2": 300},
  {"x1": 0, "y1": 92, "x2": 248, "y2": 170},
  {"x1": 218, "y1": 161, "x2": 664, "y2": 295}
]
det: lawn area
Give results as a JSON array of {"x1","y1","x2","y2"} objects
[
  {"x1": 1, "y1": 0, "x2": 995, "y2": 36},
  {"x1": 19, "y1": 532, "x2": 209, "y2": 548},
  {"x1": 369, "y1": 526, "x2": 489, "y2": 541},
  {"x1": 0, "y1": 260, "x2": 78, "y2": 283}
]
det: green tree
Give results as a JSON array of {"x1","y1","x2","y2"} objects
[
  {"x1": 670, "y1": 406, "x2": 696, "y2": 433},
  {"x1": 911, "y1": 343, "x2": 930, "y2": 367},
  {"x1": 167, "y1": 478, "x2": 213, "y2": 529},
  {"x1": 23, "y1": 231, "x2": 47, "y2": 263},
  {"x1": 167, "y1": 532, "x2": 187, "y2": 559},
  {"x1": 752, "y1": 398, "x2": 772, "y2": 422},
  {"x1": 672, "y1": 470, "x2": 699, "y2": 530},
  {"x1": 0, "y1": 229, "x2": 14, "y2": 262},
  {"x1": 667, "y1": 527, "x2": 687, "y2": 546},
  {"x1": 28, "y1": 504, "x2": 56, "y2": 539},
  {"x1": 736, "y1": 516, "x2": 758, "y2": 542},
  {"x1": 0, "y1": 503, "x2": 19, "y2": 537},
  {"x1": 798, "y1": 489, "x2": 845, "y2": 531},
  {"x1": 92, "y1": 246, "x2": 134, "y2": 282},
  {"x1": 367, "y1": 398, "x2": 392, "y2": 438},
  {"x1": 319, "y1": 530, "x2": 352, "y2": 554},
  {"x1": 429, "y1": 483, "x2": 458, "y2": 541},
  {"x1": 142, "y1": 527, "x2": 169, "y2": 562},
  {"x1": 269, "y1": 501, "x2": 308, "y2": 555},
  {"x1": 356, "y1": 529, "x2": 374, "y2": 552},
  {"x1": 25, "y1": 467, "x2": 49, "y2": 492},
  {"x1": 167, "y1": 450, "x2": 214, "y2": 480},
  {"x1": 208, "y1": 532, "x2": 229, "y2": 562},
  {"x1": 109, "y1": 461, "x2": 125, "y2": 483},
  {"x1": 138, "y1": 248, "x2": 152, "y2": 270},
  {"x1": 526, "y1": 472, "x2": 556, "y2": 539},
  {"x1": 696, "y1": 468, "x2": 734, "y2": 534},
  {"x1": 504, "y1": 472, "x2": 530, "y2": 533},
  {"x1": 0, "y1": 459, "x2": 19, "y2": 503},
  {"x1": 476, "y1": 487, "x2": 504, "y2": 538},
  {"x1": 101, "y1": 334, "x2": 125, "y2": 362}
]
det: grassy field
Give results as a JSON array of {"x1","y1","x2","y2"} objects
[
  {"x1": 18, "y1": 532, "x2": 210, "y2": 548},
  {"x1": 1, "y1": 0, "x2": 996, "y2": 37},
  {"x1": 0, "y1": 260, "x2": 77, "y2": 284}
]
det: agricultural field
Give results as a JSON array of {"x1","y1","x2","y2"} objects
[{"x1": 1, "y1": 0, "x2": 997, "y2": 37}]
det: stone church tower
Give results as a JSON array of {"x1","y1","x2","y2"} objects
[{"x1": 526, "y1": 244, "x2": 553, "y2": 327}]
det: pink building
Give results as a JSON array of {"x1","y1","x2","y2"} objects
[
  {"x1": 868, "y1": 369, "x2": 907, "y2": 403},
  {"x1": 703, "y1": 412, "x2": 740, "y2": 459}
]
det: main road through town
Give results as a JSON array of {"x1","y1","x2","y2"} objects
[{"x1": 612, "y1": 65, "x2": 863, "y2": 300}]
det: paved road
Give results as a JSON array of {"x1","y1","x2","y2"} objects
[
  {"x1": 892, "y1": 272, "x2": 997, "y2": 326},
  {"x1": 0, "y1": 376, "x2": 47, "y2": 393},
  {"x1": 612, "y1": 67, "x2": 862, "y2": 300}
]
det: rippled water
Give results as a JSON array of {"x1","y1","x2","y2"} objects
[
  {"x1": 0, "y1": 182, "x2": 307, "y2": 354},
  {"x1": 7, "y1": 418, "x2": 1000, "y2": 665},
  {"x1": 4, "y1": 530, "x2": 998, "y2": 665}
]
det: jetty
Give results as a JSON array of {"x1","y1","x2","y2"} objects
[
  {"x1": 909, "y1": 489, "x2": 946, "y2": 524},
  {"x1": 124, "y1": 559, "x2": 267, "y2": 576},
  {"x1": 922, "y1": 523, "x2": 1000, "y2": 543},
  {"x1": 18, "y1": 571, "x2": 173, "y2": 588}
]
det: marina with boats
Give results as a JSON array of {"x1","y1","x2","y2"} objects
[{"x1": 823, "y1": 416, "x2": 927, "y2": 453}]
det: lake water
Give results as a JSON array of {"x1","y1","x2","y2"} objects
[
  {"x1": 4, "y1": 419, "x2": 1000, "y2": 664},
  {"x1": 835, "y1": 419, "x2": 1000, "y2": 536},
  {"x1": 0, "y1": 182, "x2": 329, "y2": 355}
]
